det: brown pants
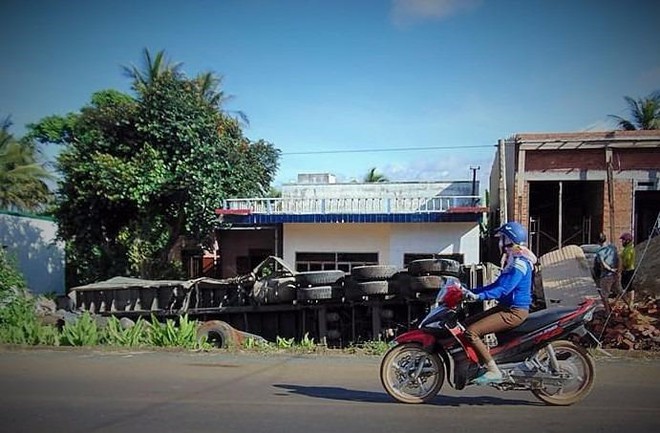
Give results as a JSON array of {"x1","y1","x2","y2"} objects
[{"x1": 465, "y1": 305, "x2": 529, "y2": 364}]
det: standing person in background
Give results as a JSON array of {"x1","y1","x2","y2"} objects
[
  {"x1": 593, "y1": 233, "x2": 620, "y2": 314},
  {"x1": 619, "y1": 232, "x2": 636, "y2": 309}
]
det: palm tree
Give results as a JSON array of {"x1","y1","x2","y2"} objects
[
  {"x1": 0, "y1": 117, "x2": 53, "y2": 212},
  {"x1": 194, "y1": 71, "x2": 249, "y2": 125},
  {"x1": 364, "y1": 167, "x2": 388, "y2": 183},
  {"x1": 123, "y1": 48, "x2": 182, "y2": 91},
  {"x1": 609, "y1": 91, "x2": 660, "y2": 130}
]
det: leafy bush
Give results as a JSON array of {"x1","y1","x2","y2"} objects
[
  {"x1": 60, "y1": 311, "x2": 100, "y2": 346},
  {"x1": 242, "y1": 336, "x2": 275, "y2": 352},
  {"x1": 0, "y1": 248, "x2": 26, "y2": 304},
  {"x1": 102, "y1": 316, "x2": 149, "y2": 347},
  {"x1": 147, "y1": 314, "x2": 203, "y2": 349},
  {"x1": 0, "y1": 295, "x2": 60, "y2": 345},
  {"x1": 276, "y1": 336, "x2": 295, "y2": 349},
  {"x1": 0, "y1": 249, "x2": 59, "y2": 345},
  {"x1": 299, "y1": 332, "x2": 317, "y2": 351}
]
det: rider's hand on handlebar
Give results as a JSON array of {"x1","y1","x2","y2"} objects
[{"x1": 461, "y1": 287, "x2": 480, "y2": 303}]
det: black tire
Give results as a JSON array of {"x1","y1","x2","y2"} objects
[
  {"x1": 344, "y1": 278, "x2": 363, "y2": 301},
  {"x1": 356, "y1": 280, "x2": 395, "y2": 296},
  {"x1": 297, "y1": 285, "x2": 342, "y2": 301},
  {"x1": 393, "y1": 271, "x2": 413, "y2": 298},
  {"x1": 196, "y1": 320, "x2": 235, "y2": 348},
  {"x1": 351, "y1": 265, "x2": 399, "y2": 281},
  {"x1": 408, "y1": 259, "x2": 460, "y2": 277},
  {"x1": 251, "y1": 277, "x2": 297, "y2": 304},
  {"x1": 531, "y1": 340, "x2": 596, "y2": 406},
  {"x1": 409, "y1": 275, "x2": 443, "y2": 293},
  {"x1": 380, "y1": 343, "x2": 444, "y2": 404},
  {"x1": 295, "y1": 270, "x2": 345, "y2": 286}
]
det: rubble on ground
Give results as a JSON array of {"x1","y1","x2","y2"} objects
[{"x1": 589, "y1": 297, "x2": 660, "y2": 351}]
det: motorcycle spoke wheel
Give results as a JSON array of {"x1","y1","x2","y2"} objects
[
  {"x1": 531, "y1": 340, "x2": 595, "y2": 406},
  {"x1": 380, "y1": 343, "x2": 444, "y2": 404}
]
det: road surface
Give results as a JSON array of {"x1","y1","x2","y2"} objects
[{"x1": 0, "y1": 347, "x2": 658, "y2": 433}]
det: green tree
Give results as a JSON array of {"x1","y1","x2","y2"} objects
[
  {"x1": 363, "y1": 167, "x2": 388, "y2": 183},
  {"x1": 30, "y1": 51, "x2": 279, "y2": 285},
  {"x1": 609, "y1": 91, "x2": 660, "y2": 130},
  {"x1": 0, "y1": 117, "x2": 53, "y2": 212}
]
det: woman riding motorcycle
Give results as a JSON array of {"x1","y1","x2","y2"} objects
[{"x1": 463, "y1": 221, "x2": 537, "y2": 384}]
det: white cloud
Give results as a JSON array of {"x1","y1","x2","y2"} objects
[
  {"x1": 390, "y1": 0, "x2": 482, "y2": 27},
  {"x1": 579, "y1": 119, "x2": 617, "y2": 132}
]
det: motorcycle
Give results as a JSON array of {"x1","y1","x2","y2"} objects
[{"x1": 380, "y1": 276, "x2": 599, "y2": 406}]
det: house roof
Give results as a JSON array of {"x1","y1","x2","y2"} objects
[{"x1": 513, "y1": 130, "x2": 660, "y2": 150}]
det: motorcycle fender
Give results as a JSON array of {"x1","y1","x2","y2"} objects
[{"x1": 395, "y1": 329, "x2": 436, "y2": 350}]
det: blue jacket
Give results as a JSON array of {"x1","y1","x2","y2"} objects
[
  {"x1": 473, "y1": 255, "x2": 533, "y2": 309},
  {"x1": 594, "y1": 243, "x2": 618, "y2": 278}
]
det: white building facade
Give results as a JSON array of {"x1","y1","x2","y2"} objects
[
  {"x1": 0, "y1": 211, "x2": 65, "y2": 295},
  {"x1": 211, "y1": 174, "x2": 484, "y2": 278}
]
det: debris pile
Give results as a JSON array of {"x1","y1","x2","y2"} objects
[{"x1": 589, "y1": 297, "x2": 660, "y2": 351}]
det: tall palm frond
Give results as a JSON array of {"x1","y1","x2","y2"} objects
[
  {"x1": 0, "y1": 120, "x2": 54, "y2": 211},
  {"x1": 609, "y1": 91, "x2": 660, "y2": 130},
  {"x1": 194, "y1": 72, "x2": 249, "y2": 125},
  {"x1": 364, "y1": 167, "x2": 388, "y2": 183},
  {"x1": 123, "y1": 48, "x2": 183, "y2": 91}
]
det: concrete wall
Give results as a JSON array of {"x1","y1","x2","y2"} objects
[
  {"x1": 0, "y1": 212, "x2": 65, "y2": 295},
  {"x1": 282, "y1": 222, "x2": 480, "y2": 267}
]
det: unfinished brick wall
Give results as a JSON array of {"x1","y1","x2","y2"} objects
[
  {"x1": 602, "y1": 179, "x2": 634, "y2": 242},
  {"x1": 513, "y1": 178, "x2": 530, "y2": 229}
]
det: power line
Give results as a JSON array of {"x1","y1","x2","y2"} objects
[{"x1": 282, "y1": 144, "x2": 494, "y2": 155}]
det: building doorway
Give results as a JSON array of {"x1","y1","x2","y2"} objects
[
  {"x1": 528, "y1": 181, "x2": 603, "y2": 256},
  {"x1": 635, "y1": 190, "x2": 660, "y2": 242}
]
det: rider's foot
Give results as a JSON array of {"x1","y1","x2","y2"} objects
[{"x1": 472, "y1": 370, "x2": 503, "y2": 385}]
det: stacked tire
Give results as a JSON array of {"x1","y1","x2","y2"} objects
[
  {"x1": 295, "y1": 270, "x2": 345, "y2": 303},
  {"x1": 250, "y1": 277, "x2": 297, "y2": 305},
  {"x1": 406, "y1": 258, "x2": 461, "y2": 299},
  {"x1": 345, "y1": 265, "x2": 400, "y2": 301}
]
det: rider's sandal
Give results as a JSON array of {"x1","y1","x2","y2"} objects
[{"x1": 472, "y1": 370, "x2": 504, "y2": 385}]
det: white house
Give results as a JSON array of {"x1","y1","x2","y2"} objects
[
  {"x1": 0, "y1": 211, "x2": 65, "y2": 295},
  {"x1": 211, "y1": 174, "x2": 485, "y2": 278}
]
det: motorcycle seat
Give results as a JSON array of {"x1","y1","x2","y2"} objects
[{"x1": 497, "y1": 305, "x2": 576, "y2": 341}]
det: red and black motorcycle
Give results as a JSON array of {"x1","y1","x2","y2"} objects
[{"x1": 380, "y1": 276, "x2": 599, "y2": 406}]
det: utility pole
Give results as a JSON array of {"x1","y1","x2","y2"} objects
[
  {"x1": 470, "y1": 166, "x2": 480, "y2": 206},
  {"x1": 498, "y1": 139, "x2": 508, "y2": 224}
]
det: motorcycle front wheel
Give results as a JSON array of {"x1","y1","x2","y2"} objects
[
  {"x1": 380, "y1": 343, "x2": 444, "y2": 404},
  {"x1": 531, "y1": 340, "x2": 595, "y2": 406}
]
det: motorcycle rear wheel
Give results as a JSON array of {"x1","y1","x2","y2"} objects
[
  {"x1": 380, "y1": 343, "x2": 444, "y2": 404},
  {"x1": 531, "y1": 340, "x2": 595, "y2": 406}
]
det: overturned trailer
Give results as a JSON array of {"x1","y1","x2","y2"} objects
[{"x1": 69, "y1": 256, "x2": 500, "y2": 347}]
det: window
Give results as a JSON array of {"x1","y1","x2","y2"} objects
[{"x1": 296, "y1": 252, "x2": 378, "y2": 272}]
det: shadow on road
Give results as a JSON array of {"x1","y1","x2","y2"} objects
[{"x1": 273, "y1": 384, "x2": 541, "y2": 406}]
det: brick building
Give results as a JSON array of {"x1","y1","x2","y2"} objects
[{"x1": 489, "y1": 131, "x2": 660, "y2": 257}]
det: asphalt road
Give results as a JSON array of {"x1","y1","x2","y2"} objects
[{"x1": 0, "y1": 347, "x2": 658, "y2": 433}]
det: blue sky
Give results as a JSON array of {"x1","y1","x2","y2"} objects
[{"x1": 2, "y1": 0, "x2": 659, "y2": 191}]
